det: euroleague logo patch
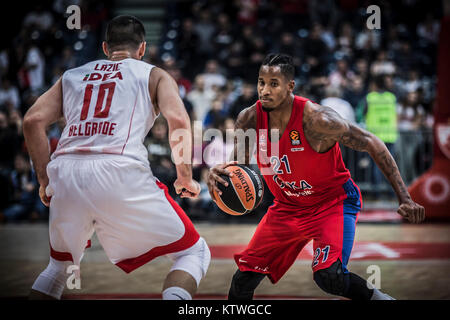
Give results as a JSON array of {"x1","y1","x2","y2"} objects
[{"x1": 289, "y1": 130, "x2": 301, "y2": 145}]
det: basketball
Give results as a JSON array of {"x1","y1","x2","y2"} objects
[{"x1": 213, "y1": 165, "x2": 264, "y2": 216}]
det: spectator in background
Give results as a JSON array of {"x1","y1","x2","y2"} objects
[
  {"x1": 201, "y1": 59, "x2": 227, "y2": 92},
  {"x1": 226, "y1": 40, "x2": 246, "y2": 79},
  {"x1": 0, "y1": 111, "x2": 20, "y2": 170},
  {"x1": 21, "y1": 42, "x2": 45, "y2": 91},
  {"x1": 364, "y1": 76, "x2": 398, "y2": 196},
  {"x1": 371, "y1": 50, "x2": 396, "y2": 76},
  {"x1": 203, "y1": 117, "x2": 235, "y2": 168},
  {"x1": 397, "y1": 90, "x2": 428, "y2": 131},
  {"x1": 0, "y1": 153, "x2": 46, "y2": 222},
  {"x1": 353, "y1": 58, "x2": 370, "y2": 88},
  {"x1": 355, "y1": 28, "x2": 381, "y2": 52},
  {"x1": 403, "y1": 70, "x2": 422, "y2": 95},
  {"x1": 309, "y1": 0, "x2": 338, "y2": 30},
  {"x1": 384, "y1": 74, "x2": 401, "y2": 99},
  {"x1": 396, "y1": 90, "x2": 430, "y2": 184},
  {"x1": 167, "y1": 66, "x2": 192, "y2": 98},
  {"x1": 184, "y1": 167, "x2": 216, "y2": 220},
  {"x1": 228, "y1": 82, "x2": 257, "y2": 119},
  {"x1": 0, "y1": 77, "x2": 20, "y2": 110},
  {"x1": 236, "y1": 0, "x2": 259, "y2": 25},
  {"x1": 277, "y1": 32, "x2": 302, "y2": 66},
  {"x1": 56, "y1": 46, "x2": 77, "y2": 71},
  {"x1": 176, "y1": 18, "x2": 200, "y2": 77},
  {"x1": 320, "y1": 86, "x2": 355, "y2": 123},
  {"x1": 417, "y1": 13, "x2": 440, "y2": 44},
  {"x1": 393, "y1": 41, "x2": 420, "y2": 75},
  {"x1": 145, "y1": 44, "x2": 163, "y2": 68},
  {"x1": 336, "y1": 22, "x2": 355, "y2": 58},
  {"x1": 204, "y1": 98, "x2": 227, "y2": 128},
  {"x1": 344, "y1": 76, "x2": 366, "y2": 123},
  {"x1": 144, "y1": 117, "x2": 177, "y2": 197},
  {"x1": 303, "y1": 23, "x2": 329, "y2": 78},
  {"x1": 186, "y1": 74, "x2": 216, "y2": 122},
  {"x1": 23, "y1": 4, "x2": 54, "y2": 31},
  {"x1": 328, "y1": 58, "x2": 355, "y2": 90},
  {"x1": 194, "y1": 8, "x2": 216, "y2": 60},
  {"x1": 213, "y1": 13, "x2": 234, "y2": 62}
]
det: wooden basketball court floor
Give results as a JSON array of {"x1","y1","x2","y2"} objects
[{"x1": 1, "y1": 221, "x2": 450, "y2": 300}]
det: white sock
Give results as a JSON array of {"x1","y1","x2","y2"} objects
[
  {"x1": 371, "y1": 288, "x2": 395, "y2": 300},
  {"x1": 162, "y1": 287, "x2": 192, "y2": 300},
  {"x1": 31, "y1": 258, "x2": 70, "y2": 300}
]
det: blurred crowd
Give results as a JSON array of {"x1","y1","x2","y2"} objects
[
  {"x1": 0, "y1": 0, "x2": 108, "y2": 222},
  {"x1": 0, "y1": 0, "x2": 441, "y2": 223},
  {"x1": 147, "y1": 0, "x2": 439, "y2": 220}
]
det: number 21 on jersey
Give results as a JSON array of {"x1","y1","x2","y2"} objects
[{"x1": 270, "y1": 155, "x2": 291, "y2": 174}]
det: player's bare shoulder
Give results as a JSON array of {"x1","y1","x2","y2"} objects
[
  {"x1": 303, "y1": 101, "x2": 348, "y2": 138},
  {"x1": 148, "y1": 67, "x2": 179, "y2": 114},
  {"x1": 236, "y1": 104, "x2": 257, "y2": 131},
  {"x1": 302, "y1": 100, "x2": 350, "y2": 152}
]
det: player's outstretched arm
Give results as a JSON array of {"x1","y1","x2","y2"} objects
[
  {"x1": 304, "y1": 101, "x2": 425, "y2": 223},
  {"x1": 149, "y1": 67, "x2": 200, "y2": 199},
  {"x1": 23, "y1": 78, "x2": 63, "y2": 207},
  {"x1": 207, "y1": 105, "x2": 256, "y2": 200}
]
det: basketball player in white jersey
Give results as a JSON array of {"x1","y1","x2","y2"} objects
[{"x1": 23, "y1": 15, "x2": 210, "y2": 300}]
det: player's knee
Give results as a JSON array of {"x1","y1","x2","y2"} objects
[
  {"x1": 228, "y1": 269, "x2": 266, "y2": 300},
  {"x1": 170, "y1": 237, "x2": 211, "y2": 286},
  {"x1": 313, "y1": 260, "x2": 348, "y2": 296}
]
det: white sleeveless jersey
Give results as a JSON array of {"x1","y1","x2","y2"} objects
[{"x1": 53, "y1": 58, "x2": 157, "y2": 166}]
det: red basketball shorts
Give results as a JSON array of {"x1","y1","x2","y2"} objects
[{"x1": 234, "y1": 179, "x2": 362, "y2": 283}]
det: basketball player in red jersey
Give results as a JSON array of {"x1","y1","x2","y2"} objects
[{"x1": 207, "y1": 54, "x2": 425, "y2": 300}]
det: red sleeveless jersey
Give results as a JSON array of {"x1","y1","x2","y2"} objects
[{"x1": 256, "y1": 95, "x2": 351, "y2": 208}]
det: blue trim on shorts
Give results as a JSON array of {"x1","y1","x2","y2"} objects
[
  {"x1": 342, "y1": 179, "x2": 362, "y2": 215},
  {"x1": 341, "y1": 179, "x2": 362, "y2": 273}
]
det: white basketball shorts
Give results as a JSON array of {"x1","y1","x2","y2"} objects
[{"x1": 46, "y1": 154, "x2": 200, "y2": 273}]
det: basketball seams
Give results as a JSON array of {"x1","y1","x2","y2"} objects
[
  {"x1": 230, "y1": 169, "x2": 256, "y2": 210},
  {"x1": 214, "y1": 189, "x2": 244, "y2": 216},
  {"x1": 214, "y1": 165, "x2": 264, "y2": 216},
  {"x1": 242, "y1": 168, "x2": 257, "y2": 210}
]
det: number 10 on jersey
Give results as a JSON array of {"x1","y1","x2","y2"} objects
[{"x1": 80, "y1": 82, "x2": 116, "y2": 121}]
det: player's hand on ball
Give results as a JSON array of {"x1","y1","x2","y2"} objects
[
  {"x1": 174, "y1": 178, "x2": 201, "y2": 199},
  {"x1": 207, "y1": 161, "x2": 237, "y2": 201},
  {"x1": 397, "y1": 199, "x2": 425, "y2": 223}
]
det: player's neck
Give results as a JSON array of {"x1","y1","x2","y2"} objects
[
  {"x1": 271, "y1": 94, "x2": 294, "y2": 120},
  {"x1": 108, "y1": 50, "x2": 135, "y2": 61}
]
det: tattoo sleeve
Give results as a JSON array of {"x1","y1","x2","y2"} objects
[
  {"x1": 338, "y1": 123, "x2": 411, "y2": 203},
  {"x1": 339, "y1": 123, "x2": 371, "y2": 152}
]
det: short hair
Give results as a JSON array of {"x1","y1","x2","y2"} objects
[
  {"x1": 105, "y1": 15, "x2": 145, "y2": 50},
  {"x1": 374, "y1": 75, "x2": 386, "y2": 90},
  {"x1": 261, "y1": 53, "x2": 295, "y2": 80}
]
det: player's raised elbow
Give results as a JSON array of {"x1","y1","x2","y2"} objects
[
  {"x1": 166, "y1": 111, "x2": 190, "y2": 130},
  {"x1": 365, "y1": 131, "x2": 386, "y2": 155},
  {"x1": 23, "y1": 107, "x2": 45, "y2": 132}
]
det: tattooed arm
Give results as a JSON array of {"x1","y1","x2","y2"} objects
[
  {"x1": 207, "y1": 105, "x2": 257, "y2": 200},
  {"x1": 303, "y1": 101, "x2": 425, "y2": 223}
]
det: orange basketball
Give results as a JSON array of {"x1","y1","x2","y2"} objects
[{"x1": 213, "y1": 165, "x2": 264, "y2": 216}]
